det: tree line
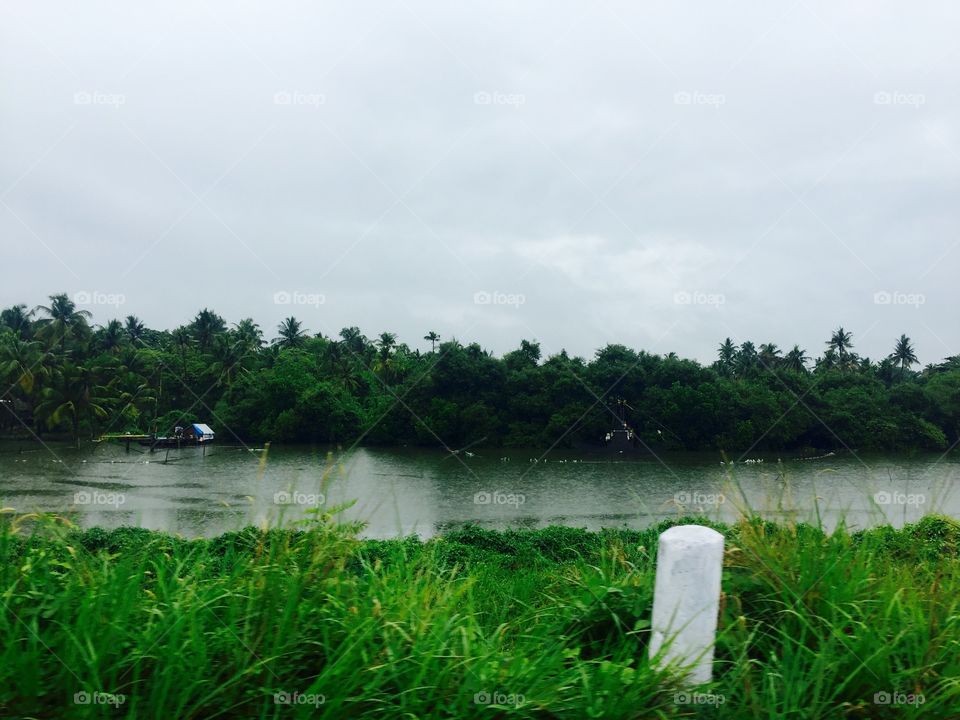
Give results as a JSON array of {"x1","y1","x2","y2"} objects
[{"x1": 1, "y1": 293, "x2": 958, "y2": 452}]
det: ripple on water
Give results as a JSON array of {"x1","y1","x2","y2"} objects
[{"x1": 51, "y1": 479, "x2": 136, "y2": 491}]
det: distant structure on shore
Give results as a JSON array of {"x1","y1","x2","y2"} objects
[{"x1": 604, "y1": 397, "x2": 638, "y2": 450}]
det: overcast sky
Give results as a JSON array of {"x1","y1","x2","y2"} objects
[{"x1": 2, "y1": 1, "x2": 958, "y2": 366}]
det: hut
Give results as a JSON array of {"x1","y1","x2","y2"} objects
[{"x1": 179, "y1": 423, "x2": 215, "y2": 443}]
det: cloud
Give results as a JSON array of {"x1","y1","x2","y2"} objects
[{"x1": 1, "y1": 0, "x2": 958, "y2": 364}]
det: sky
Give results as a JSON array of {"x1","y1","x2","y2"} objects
[{"x1": 2, "y1": 1, "x2": 958, "y2": 366}]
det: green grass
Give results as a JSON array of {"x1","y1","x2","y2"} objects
[{"x1": 1, "y1": 513, "x2": 960, "y2": 718}]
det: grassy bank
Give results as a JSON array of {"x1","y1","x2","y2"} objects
[{"x1": 2, "y1": 513, "x2": 959, "y2": 719}]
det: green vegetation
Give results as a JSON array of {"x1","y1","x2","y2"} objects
[
  {"x1": 2, "y1": 512, "x2": 959, "y2": 718},
  {"x1": 2, "y1": 294, "x2": 959, "y2": 450}
]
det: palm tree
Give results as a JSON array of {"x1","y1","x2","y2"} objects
[
  {"x1": 0, "y1": 336, "x2": 52, "y2": 395},
  {"x1": 424, "y1": 331, "x2": 440, "y2": 353},
  {"x1": 211, "y1": 335, "x2": 251, "y2": 387},
  {"x1": 1, "y1": 304, "x2": 34, "y2": 338},
  {"x1": 34, "y1": 293, "x2": 92, "y2": 354},
  {"x1": 106, "y1": 349, "x2": 158, "y2": 431},
  {"x1": 758, "y1": 343, "x2": 782, "y2": 370},
  {"x1": 339, "y1": 327, "x2": 368, "y2": 356},
  {"x1": 827, "y1": 327, "x2": 854, "y2": 369},
  {"x1": 377, "y1": 332, "x2": 397, "y2": 359},
  {"x1": 782, "y1": 345, "x2": 810, "y2": 373},
  {"x1": 191, "y1": 309, "x2": 226, "y2": 352},
  {"x1": 124, "y1": 315, "x2": 146, "y2": 346},
  {"x1": 716, "y1": 338, "x2": 737, "y2": 375},
  {"x1": 170, "y1": 326, "x2": 193, "y2": 376},
  {"x1": 324, "y1": 341, "x2": 359, "y2": 391},
  {"x1": 99, "y1": 320, "x2": 125, "y2": 354},
  {"x1": 233, "y1": 318, "x2": 265, "y2": 354},
  {"x1": 35, "y1": 364, "x2": 110, "y2": 447},
  {"x1": 735, "y1": 341, "x2": 758, "y2": 377},
  {"x1": 373, "y1": 332, "x2": 398, "y2": 378},
  {"x1": 274, "y1": 317, "x2": 308, "y2": 349},
  {"x1": 816, "y1": 348, "x2": 838, "y2": 373},
  {"x1": 890, "y1": 334, "x2": 918, "y2": 379},
  {"x1": 0, "y1": 335, "x2": 54, "y2": 432}
]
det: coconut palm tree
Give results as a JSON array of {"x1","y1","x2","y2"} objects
[
  {"x1": 99, "y1": 320, "x2": 125, "y2": 354},
  {"x1": 0, "y1": 335, "x2": 54, "y2": 431},
  {"x1": 233, "y1": 318, "x2": 265, "y2": 353},
  {"x1": 339, "y1": 326, "x2": 368, "y2": 356},
  {"x1": 0, "y1": 336, "x2": 52, "y2": 395},
  {"x1": 374, "y1": 332, "x2": 398, "y2": 378},
  {"x1": 735, "y1": 341, "x2": 758, "y2": 377},
  {"x1": 716, "y1": 338, "x2": 737, "y2": 375},
  {"x1": 758, "y1": 343, "x2": 782, "y2": 370},
  {"x1": 34, "y1": 293, "x2": 92, "y2": 355},
  {"x1": 323, "y1": 341, "x2": 360, "y2": 391},
  {"x1": 211, "y1": 334, "x2": 251, "y2": 387},
  {"x1": 827, "y1": 327, "x2": 854, "y2": 369},
  {"x1": 35, "y1": 364, "x2": 110, "y2": 447},
  {"x1": 782, "y1": 345, "x2": 810, "y2": 373},
  {"x1": 191, "y1": 309, "x2": 226, "y2": 352},
  {"x1": 377, "y1": 332, "x2": 397, "y2": 358},
  {"x1": 1, "y1": 304, "x2": 35, "y2": 338},
  {"x1": 816, "y1": 348, "x2": 838, "y2": 373},
  {"x1": 124, "y1": 315, "x2": 146, "y2": 346},
  {"x1": 274, "y1": 317, "x2": 308, "y2": 349},
  {"x1": 105, "y1": 349, "x2": 158, "y2": 431},
  {"x1": 170, "y1": 327, "x2": 193, "y2": 376},
  {"x1": 424, "y1": 331, "x2": 440, "y2": 352},
  {"x1": 890, "y1": 334, "x2": 918, "y2": 379}
]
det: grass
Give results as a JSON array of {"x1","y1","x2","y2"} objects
[{"x1": 1, "y1": 512, "x2": 960, "y2": 718}]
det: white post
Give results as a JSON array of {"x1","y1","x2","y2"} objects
[{"x1": 648, "y1": 524, "x2": 724, "y2": 684}]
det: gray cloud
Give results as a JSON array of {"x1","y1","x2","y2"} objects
[{"x1": 2, "y1": 1, "x2": 958, "y2": 364}]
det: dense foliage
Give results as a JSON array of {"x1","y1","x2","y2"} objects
[
  {"x1": 2, "y1": 294, "x2": 959, "y2": 451},
  {"x1": 2, "y1": 513, "x2": 959, "y2": 718}
]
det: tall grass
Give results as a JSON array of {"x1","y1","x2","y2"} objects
[{"x1": 1, "y1": 511, "x2": 959, "y2": 718}]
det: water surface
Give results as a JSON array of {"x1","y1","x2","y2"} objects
[{"x1": 1, "y1": 442, "x2": 957, "y2": 537}]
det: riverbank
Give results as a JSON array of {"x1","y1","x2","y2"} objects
[{"x1": 2, "y1": 513, "x2": 959, "y2": 718}]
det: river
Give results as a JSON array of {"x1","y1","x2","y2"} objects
[{"x1": 1, "y1": 442, "x2": 957, "y2": 537}]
